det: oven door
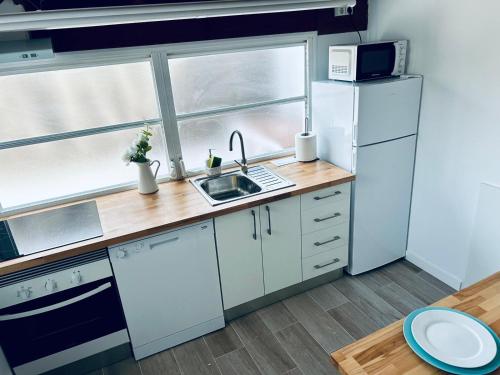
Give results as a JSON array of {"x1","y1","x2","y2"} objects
[
  {"x1": 355, "y1": 42, "x2": 396, "y2": 81},
  {"x1": 0, "y1": 278, "x2": 128, "y2": 370}
]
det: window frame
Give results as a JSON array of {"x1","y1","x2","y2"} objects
[{"x1": 0, "y1": 32, "x2": 316, "y2": 216}]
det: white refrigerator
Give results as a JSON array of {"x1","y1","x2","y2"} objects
[{"x1": 312, "y1": 76, "x2": 422, "y2": 275}]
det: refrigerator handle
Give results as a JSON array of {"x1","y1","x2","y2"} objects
[
  {"x1": 353, "y1": 122, "x2": 358, "y2": 146},
  {"x1": 352, "y1": 147, "x2": 357, "y2": 174}
]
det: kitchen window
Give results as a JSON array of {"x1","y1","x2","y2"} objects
[
  {"x1": 0, "y1": 61, "x2": 169, "y2": 210},
  {"x1": 0, "y1": 33, "x2": 314, "y2": 213},
  {"x1": 168, "y1": 43, "x2": 309, "y2": 171}
]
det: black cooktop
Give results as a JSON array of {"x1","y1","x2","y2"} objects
[{"x1": 0, "y1": 201, "x2": 103, "y2": 262}]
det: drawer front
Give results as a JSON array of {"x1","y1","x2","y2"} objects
[
  {"x1": 301, "y1": 199, "x2": 350, "y2": 234},
  {"x1": 302, "y1": 246, "x2": 348, "y2": 281},
  {"x1": 302, "y1": 222, "x2": 349, "y2": 258},
  {"x1": 301, "y1": 183, "x2": 350, "y2": 211}
]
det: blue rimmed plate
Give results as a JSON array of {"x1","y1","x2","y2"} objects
[{"x1": 403, "y1": 307, "x2": 500, "y2": 375}]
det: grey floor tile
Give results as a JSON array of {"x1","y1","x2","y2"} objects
[
  {"x1": 286, "y1": 368, "x2": 304, "y2": 375},
  {"x1": 204, "y1": 326, "x2": 243, "y2": 358},
  {"x1": 332, "y1": 276, "x2": 402, "y2": 328},
  {"x1": 243, "y1": 332, "x2": 296, "y2": 375},
  {"x1": 307, "y1": 282, "x2": 349, "y2": 311},
  {"x1": 374, "y1": 282, "x2": 427, "y2": 315},
  {"x1": 353, "y1": 269, "x2": 392, "y2": 292},
  {"x1": 276, "y1": 323, "x2": 339, "y2": 375},
  {"x1": 381, "y1": 262, "x2": 447, "y2": 304},
  {"x1": 216, "y1": 348, "x2": 262, "y2": 375},
  {"x1": 417, "y1": 270, "x2": 457, "y2": 295},
  {"x1": 257, "y1": 301, "x2": 297, "y2": 333},
  {"x1": 231, "y1": 312, "x2": 295, "y2": 375},
  {"x1": 173, "y1": 337, "x2": 221, "y2": 375},
  {"x1": 283, "y1": 292, "x2": 354, "y2": 353},
  {"x1": 230, "y1": 312, "x2": 272, "y2": 343},
  {"x1": 84, "y1": 370, "x2": 103, "y2": 375},
  {"x1": 102, "y1": 357, "x2": 141, "y2": 375},
  {"x1": 139, "y1": 349, "x2": 181, "y2": 375},
  {"x1": 401, "y1": 259, "x2": 422, "y2": 273},
  {"x1": 327, "y1": 302, "x2": 380, "y2": 340}
]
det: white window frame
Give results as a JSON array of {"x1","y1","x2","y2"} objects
[{"x1": 0, "y1": 32, "x2": 316, "y2": 216}]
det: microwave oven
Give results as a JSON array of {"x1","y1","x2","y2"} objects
[{"x1": 328, "y1": 40, "x2": 407, "y2": 81}]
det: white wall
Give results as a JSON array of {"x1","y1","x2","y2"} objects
[{"x1": 368, "y1": 0, "x2": 500, "y2": 288}]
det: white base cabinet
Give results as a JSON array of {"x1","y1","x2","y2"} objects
[
  {"x1": 215, "y1": 183, "x2": 351, "y2": 309},
  {"x1": 215, "y1": 208, "x2": 265, "y2": 310},
  {"x1": 301, "y1": 184, "x2": 351, "y2": 281},
  {"x1": 215, "y1": 196, "x2": 302, "y2": 309},
  {"x1": 260, "y1": 196, "x2": 302, "y2": 294}
]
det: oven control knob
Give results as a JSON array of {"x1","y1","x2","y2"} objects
[
  {"x1": 18, "y1": 287, "x2": 32, "y2": 300},
  {"x1": 116, "y1": 249, "x2": 127, "y2": 259},
  {"x1": 71, "y1": 271, "x2": 82, "y2": 285},
  {"x1": 45, "y1": 279, "x2": 57, "y2": 292}
]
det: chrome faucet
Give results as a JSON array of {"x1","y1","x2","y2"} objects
[{"x1": 229, "y1": 130, "x2": 248, "y2": 174}]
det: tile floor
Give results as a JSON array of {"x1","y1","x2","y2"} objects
[{"x1": 88, "y1": 260, "x2": 456, "y2": 375}]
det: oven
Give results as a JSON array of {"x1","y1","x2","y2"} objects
[{"x1": 0, "y1": 250, "x2": 129, "y2": 375}]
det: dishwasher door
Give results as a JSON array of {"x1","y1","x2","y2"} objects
[{"x1": 109, "y1": 220, "x2": 224, "y2": 359}]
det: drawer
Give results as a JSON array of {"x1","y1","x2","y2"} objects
[
  {"x1": 301, "y1": 199, "x2": 350, "y2": 234},
  {"x1": 302, "y1": 246, "x2": 348, "y2": 281},
  {"x1": 302, "y1": 222, "x2": 349, "y2": 258},
  {"x1": 301, "y1": 183, "x2": 350, "y2": 211}
]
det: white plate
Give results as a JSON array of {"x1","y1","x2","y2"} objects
[{"x1": 411, "y1": 309, "x2": 497, "y2": 368}]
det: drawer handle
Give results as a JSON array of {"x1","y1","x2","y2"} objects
[
  {"x1": 150, "y1": 237, "x2": 179, "y2": 249},
  {"x1": 314, "y1": 212, "x2": 341, "y2": 222},
  {"x1": 314, "y1": 191, "x2": 341, "y2": 200},
  {"x1": 314, "y1": 236, "x2": 341, "y2": 247},
  {"x1": 314, "y1": 258, "x2": 340, "y2": 269}
]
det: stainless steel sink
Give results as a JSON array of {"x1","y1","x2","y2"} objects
[
  {"x1": 200, "y1": 174, "x2": 262, "y2": 201},
  {"x1": 191, "y1": 165, "x2": 295, "y2": 206}
]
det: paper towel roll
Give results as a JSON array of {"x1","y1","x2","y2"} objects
[{"x1": 295, "y1": 132, "x2": 317, "y2": 162}]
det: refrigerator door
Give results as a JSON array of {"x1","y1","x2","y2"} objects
[
  {"x1": 348, "y1": 135, "x2": 416, "y2": 275},
  {"x1": 354, "y1": 76, "x2": 422, "y2": 147},
  {"x1": 312, "y1": 81, "x2": 355, "y2": 172}
]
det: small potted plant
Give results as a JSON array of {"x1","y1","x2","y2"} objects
[{"x1": 122, "y1": 126, "x2": 160, "y2": 194}]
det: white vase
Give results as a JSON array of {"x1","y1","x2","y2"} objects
[{"x1": 134, "y1": 160, "x2": 160, "y2": 194}]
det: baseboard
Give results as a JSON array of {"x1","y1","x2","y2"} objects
[
  {"x1": 224, "y1": 268, "x2": 344, "y2": 321},
  {"x1": 405, "y1": 251, "x2": 462, "y2": 290}
]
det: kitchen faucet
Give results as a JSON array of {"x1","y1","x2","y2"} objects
[{"x1": 229, "y1": 130, "x2": 248, "y2": 174}]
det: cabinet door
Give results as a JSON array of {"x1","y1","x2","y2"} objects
[
  {"x1": 260, "y1": 196, "x2": 302, "y2": 294},
  {"x1": 215, "y1": 208, "x2": 264, "y2": 310}
]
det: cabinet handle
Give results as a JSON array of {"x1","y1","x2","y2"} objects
[
  {"x1": 314, "y1": 212, "x2": 341, "y2": 222},
  {"x1": 313, "y1": 191, "x2": 341, "y2": 200},
  {"x1": 251, "y1": 209, "x2": 257, "y2": 240},
  {"x1": 314, "y1": 236, "x2": 341, "y2": 247},
  {"x1": 314, "y1": 258, "x2": 340, "y2": 269},
  {"x1": 265, "y1": 205, "x2": 272, "y2": 235}
]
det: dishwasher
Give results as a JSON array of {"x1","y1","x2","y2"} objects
[{"x1": 108, "y1": 220, "x2": 224, "y2": 360}]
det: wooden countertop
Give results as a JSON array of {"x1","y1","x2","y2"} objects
[
  {"x1": 0, "y1": 160, "x2": 354, "y2": 276},
  {"x1": 331, "y1": 271, "x2": 500, "y2": 374}
]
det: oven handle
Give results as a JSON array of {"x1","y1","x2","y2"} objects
[{"x1": 0, "y1": 282, "x2": 111, "y2": 321}]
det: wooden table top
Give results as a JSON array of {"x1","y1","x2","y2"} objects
[
  {"x1": 0, "y1": 159, "x2": 354, "y2": 276},
  {"x1": 331, "y1": 271, "x2": 500, "y2": 374}
]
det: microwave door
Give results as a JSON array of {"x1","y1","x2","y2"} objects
[{"x1": 356, "y1": 43, "x2": 396, "y2": 81}]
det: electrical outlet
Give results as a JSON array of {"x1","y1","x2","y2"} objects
[{"x1": 334, "y1": 6, "x2": 349, "y2": 17}]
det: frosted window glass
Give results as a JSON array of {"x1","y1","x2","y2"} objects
[
  {"x1": 179, "y1": 102, "x2": 304, "y2": 170},
  {"x1": 0, "y1": 62, "x2": 159, "y2": 142},
  {"x1": 0, "y1": 126, "x2": 168, "y2": 208},
  {"x1": 169, "y1": 46, "x2": 305, "y2": 115}
]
